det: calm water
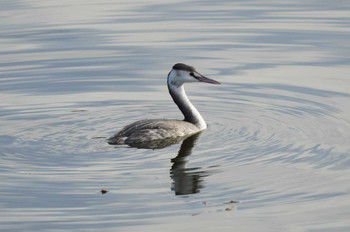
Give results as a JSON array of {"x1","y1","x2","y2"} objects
[{"x1": 1, "y1": 0, "x2": 350, "y2": 231}]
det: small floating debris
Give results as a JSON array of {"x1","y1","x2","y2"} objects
[
  {"x1": 224, "y1": 200, "x2": 240, "y2": 204},
  {"x1": 100, "y1": 189, "x2": 108, "y2": 194}
]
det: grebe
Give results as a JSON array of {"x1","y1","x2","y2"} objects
[{"x1": 108, "y1": 63, "x2": 220, "y2": 147}]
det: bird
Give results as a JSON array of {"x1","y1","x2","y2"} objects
[{"x1": 108, "y1": 63, "x2": 220, "y2": 148}]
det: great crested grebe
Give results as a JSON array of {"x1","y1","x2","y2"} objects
[{"x1": 108, "y1": 63, "x2": 220, "y2": 147}]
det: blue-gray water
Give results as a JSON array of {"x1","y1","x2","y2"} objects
[{"x1": 1, "y1": 0, "x2": 350, "y2": 231}]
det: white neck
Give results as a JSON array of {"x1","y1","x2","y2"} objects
[{"x1": 168, "y1": 84, "x2": 207, "y2": 130}]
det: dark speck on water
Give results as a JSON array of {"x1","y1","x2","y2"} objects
[{"x1": 100, "y1": 189, "x2": 108, "y2": 194}]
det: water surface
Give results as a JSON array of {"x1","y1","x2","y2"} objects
[{"x1": 1, "y1": 0, "x2": 350, "y2": 231}]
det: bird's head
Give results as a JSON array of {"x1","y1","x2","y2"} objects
[{"x1": 167, "y1": 63, "x2": 220, "y2": 87}]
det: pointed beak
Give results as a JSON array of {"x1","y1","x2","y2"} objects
[{"x1": 193, "y1": 71, "x2": 221, "y2": 84}]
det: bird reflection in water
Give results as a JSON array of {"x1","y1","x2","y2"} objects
[
  {"x1": 170, "y1": 132, "x2": 210, "y2": 195},
  {"x1": 109, "y1": 132, "x2": 211, "y2": 195}
]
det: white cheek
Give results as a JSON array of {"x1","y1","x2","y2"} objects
[
  {"x1": 171, "y1": 79, "x2": 178, "y2": 86},
  {"x1": 168, "y1": 69, "x2": 196, "y2": 86},
  {"x1": 178, "y1": 70, "x2": 194, "y2": 82}
]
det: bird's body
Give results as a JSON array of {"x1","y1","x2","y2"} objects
[
  {"x1": 108, "y1": 63, "x2": 220, "y2": 147},
  {"x1": 109, "y1": 119, "x2": 199, "y2": 144}
]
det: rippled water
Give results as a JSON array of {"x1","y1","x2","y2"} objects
[{"x1": 1, "y1": 0, "x2": 350, "y2": 231}]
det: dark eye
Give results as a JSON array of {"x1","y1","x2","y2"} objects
[{"x1": 189, "y1": 72, "x2": 195, "y2": 77}]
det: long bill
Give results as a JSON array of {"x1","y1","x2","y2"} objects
[{"x1": 193, "y1": 71, "x2": 221, "y2": 84}]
